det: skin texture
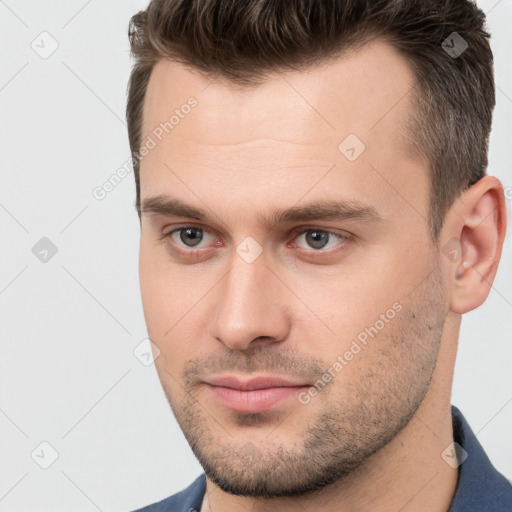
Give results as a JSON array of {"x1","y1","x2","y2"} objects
[{"x1": 138, "y1": 40, "x2": 507, "y2": 512}]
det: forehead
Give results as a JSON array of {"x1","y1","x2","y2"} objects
[
  {"x1": 142, "y1": 39, "x2": 417, "y2": 144},
  {"x1": 139, "y1": 39, "x2": 428, "y2": 231}
]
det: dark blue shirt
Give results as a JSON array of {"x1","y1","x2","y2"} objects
[{"x1": 133, "y1": 406, "x2": 512, "y2": 511}]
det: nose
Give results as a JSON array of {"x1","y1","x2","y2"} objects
[{"x1": 208, "y1": 250, "x2": 291, "y2": 351}]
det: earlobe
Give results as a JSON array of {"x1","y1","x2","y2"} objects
[{"x1": 446, "y1": 176, "x2": 507, "y2": 314}]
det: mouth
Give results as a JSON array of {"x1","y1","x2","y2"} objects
[{"x1": 203, "y1": 375, "x2": 311, "y2": 413}]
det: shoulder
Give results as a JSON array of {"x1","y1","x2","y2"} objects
[{"x1": 131, "y1": 473, "x2": 207, "y2": 512}]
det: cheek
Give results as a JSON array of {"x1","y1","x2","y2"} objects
[
  {"x1": 291, "y1": 267, "x2": 398, "y2": 342},
  {"x1": 286, "y1": 253, "x2": 418, "y2": 377},
  {"x1": 139, "y1": 242, "x2": 179, "y2": 337},
  {"x1": 139, "y1": 244, "x2": 207, "y2": 369}
]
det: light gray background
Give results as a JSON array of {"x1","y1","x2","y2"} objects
[{"x1": 1, "y1": 1, "x2": 511, "y2": 510}]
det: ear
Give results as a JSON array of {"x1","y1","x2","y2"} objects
[{"x1": 440, "y1": 176, "x2": 508, "y2": 314}]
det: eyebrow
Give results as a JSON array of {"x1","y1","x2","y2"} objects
[{"x1": 140, "y1": 195, "x2": 383, "y2": 227}]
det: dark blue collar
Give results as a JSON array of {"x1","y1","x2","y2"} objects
[
  {"x1": 134, "y1": 406, "x2": 511, "y2": 511},
  {"x1": 449, "y1": 405, "x2": 511, "y2": 511}
]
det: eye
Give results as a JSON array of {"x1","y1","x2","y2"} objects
[
  {"x1": 166, "y1": 226, "x2": 217, "y2": 249},
  {"x1": 292, "y1": 229, "x2": 348, "y2": 251},
  {"x1": 160, "y1": 225, "x2": 350, "y2": 257}
]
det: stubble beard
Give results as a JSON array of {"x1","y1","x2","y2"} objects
[{"x1": 158, "y1": 267, "x2": 446, "y2": 498}]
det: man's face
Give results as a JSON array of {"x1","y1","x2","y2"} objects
[{"x1": 138, "y1": 40, "x2": 448, "y2": 497}]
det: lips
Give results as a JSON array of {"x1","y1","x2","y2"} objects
[{"x1": 203, "y1": 375, "x2": 310, "y2": 413}]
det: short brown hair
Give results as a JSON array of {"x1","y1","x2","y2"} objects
[{"x1": 126, "y1": 0, "x2": 495, "y2": 241}]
